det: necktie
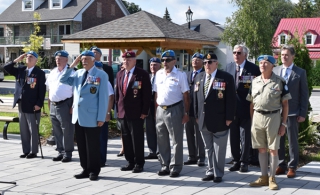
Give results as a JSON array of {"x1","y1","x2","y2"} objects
[
  {"x1": 24, "y1": 69, "x2": 29, "y2": 84},
  {"x1": 204, "y1": 74, "x2": 211, "y2": 96},
  {"x1": 151, "y1": 75, "x2": 155, "y2": 85},
  {"x1": 235, "y1": 65, "x2": 240, "y2": 89},
  {"x1": 283, "y1": 68, "x2": 289, "y2": 83},
  {"x1": 81, "y1": 71, "x2": 88, "y2": 86},
  {"x1": 122, "y1": 71, "x2": 130, "y2": 95},
  {"x1": 192, "y1": 71, "x2": 198, "y2": 82}
]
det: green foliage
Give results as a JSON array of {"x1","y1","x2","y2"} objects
[
  {"x1": 163, "y1": 7, "x2": 172, "y2": 22},
  {"x1": 22, "y1": 12, "x2": 44, "y2": 67},
  {"x1": 310, "y1": 61, "x2": 320, "y2": 86},
  {"x1": 270, "y1": 0, "x2": 295, "y2": 31},
  {"x1": 289, "y1": 0, "x2": 315, "y2": 18},
  {"x1": 121, "y1": 0, "x2": 141, "y2": 14}
]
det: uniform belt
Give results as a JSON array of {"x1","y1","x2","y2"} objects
[
  {"x1": 255, "y1": 110, "x2": 279, "y2": 114},
  {"x1": 159, "y1": 101, "x2": 182, "y2": 110},
  {"x1": 51, "y1": 97, "x2": 72, "y2": 106}
]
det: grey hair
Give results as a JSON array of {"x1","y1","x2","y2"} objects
[
  {"x1": 281, "y1": 44, "x2": 295, "y2": 56},
  {"x1": 233, "y1": 45, "x2": 248, "y2": 56},
  {"x1": 91, "y1": 56, "x2": 95, "y2": 61}
]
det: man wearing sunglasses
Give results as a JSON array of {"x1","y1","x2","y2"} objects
[
  {"x1": 194, "y1": 53, "x2": 236, "y2": 182},
  {"x1": 225, "y1": 45, "x2": 261, "y2": 172},
  {"x1": 184, "y1": 53, "x2": 205, "y2": 167},
  {"x1": 154, "y1": 50, "x2": 190, "y2": 177}
]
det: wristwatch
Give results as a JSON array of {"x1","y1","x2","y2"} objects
[
  {"x1": 184, "y1": 112, "x2": 189, "y2": 115},
  {"x1": 107, "y1": 112, "x2": 110, "y2": 115},
  {"x1": 281, "y1": 123, "x2": 287, "y2": 128}
]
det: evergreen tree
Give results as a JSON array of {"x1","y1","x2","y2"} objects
[
  {"x1": 122, "y1": 0, "x2": 141, "y2": 14},
  {"x1": 289, "y1": 0, "x2": 314, "y2": 18},
  {"x1": 163, "y1": 7, "x2": 172, "y2": 22}
]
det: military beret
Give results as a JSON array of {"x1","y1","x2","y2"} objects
[
  {"x1": 122, "y1": 51, "x2": 136, "y2": 58},
  {"x1": 149, "y1": 57, "x2": 161, "y2": 64},
  {"x1": 26, "y1": 51, "x2": 38, "y2": 59},
  {"x1": 257, "y1": 55, "x2": 276, "y2": 64},
  {"x1": 161, "y1": 50, "x2": 175, "y2": 58},
  {"x1": 192, "y1": 53, "x2": 204, "y2": 60},
  {"x1": 90, "y1": 46, "x2": 102, "y2": 55},
  {"x1": 81, "y1": 50, "x2": 95, "y2": 57},
  {"x1": 203, "y1": 53, "x2": 217, "y2": 61},
  {"x1": 54, "y1": 50, "x2": 69, "y2": 57},
  {"x1": 94, "y1": 61, "x2": 103, "y2": 68}
]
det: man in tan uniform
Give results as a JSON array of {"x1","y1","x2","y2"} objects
[{"x1": 246, "y1": 55, "x2": 291, "y2": 190}]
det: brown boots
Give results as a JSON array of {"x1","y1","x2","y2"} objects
[{"x1": 249, "y1": 175, "x2": 278, "y2": 190}]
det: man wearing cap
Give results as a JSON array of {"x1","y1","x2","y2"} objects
[
  {"x1": 145, "y1": 57, "x2": 161, "y2": 160},
  {"x1": 247, "y1": 55, "x2": 291, "y2": 190},
  {"x1": 115, "y1": 51, "x2": 151, "y2": 173},
  {"x1": 4, "y1": 51, "x2": 46, "y2": 159},
  {"x1": 153, "y1": 50, "x2": 190, "y2": 177},
  {"x1": 184, "y1": 52, "x2": 205, "y2": 167},
  {"x1": 90, "y1": 46, "x2": 114, "y2": 88},
  {"x1": 46, "y1": 50, "x2": 74, "y2": 163},
  {"x1": 225, "y1": 45, "x2": 261, "y2": 172},
  {"x1": 194, "y1": 53, "x2": 236, "y2": 182},
  {"x1": 94, "y1": 61, "x2": 115, "y2": 167},
  {"x1": 60, "y1": 50, "x2": 109, "y2": 181},
  {"x1": 273, "y1": 44, "x2": 309, "y2": 178}
]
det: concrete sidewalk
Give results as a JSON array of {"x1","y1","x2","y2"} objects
[{"x1": 0, "y1": 134, "x2": 319, "y2": 195}]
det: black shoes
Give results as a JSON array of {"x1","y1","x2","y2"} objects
[
  {"x1": 74, "y1": 171, "x2": 89, "y2": 179},
  {"x1": 20, "y1": 153, "x2": 28, "y2": 158},
  {"x1": 61, "y1": 157, "x2": 71, "y2": 163},
  {"x1": 198, "y1": 161, "x2": 205, "y2": 167},
  {"x1": 52, "y1": 155, "x2": 63, "y2": 161},
  {"x1": 213, "y1": 177, "x2": 222, "y2": 183},
  {"x1": 117, "y1": 152, "x2": 124, "y2": 157},
  {"x1": 157, "y1": 170, "x2": 170, "y2": 176},
  {"x1": 144, "y1": 154, "x2": 158, "y2": 160},
  {"x1": 239, "y1": 164, "x2": 248, "y2": 172},
  {"x1": 26, "y1": 153, "x2": 37, "y2": 159},
  {"x1": 89, "y1": 173, "x2": 98, "y2": 181},
  {"x1": 120, "y1": 164, "x2": 134, "y2": 171},
  {"x1": 132, "y1": 165, "x2": 144, "y2": 173},
  {"x1": 229, "y1": 162, "x2": 240, "y2": 171},
  {"x1": 183, "y1": 159, "x2": 197, "y2": 165},
  {"x1": 169, "y1": 172, "x2": 180, "y2": 177},
  {"x1": 202, "y1": 175, "x2": 214, "y2": 181}
]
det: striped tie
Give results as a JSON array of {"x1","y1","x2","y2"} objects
[{"x1": 204, "y1": 74, "x2": 211, "y2": 96}]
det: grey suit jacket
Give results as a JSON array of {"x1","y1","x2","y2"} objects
[{"x1": 273, "y1": 65, "x2": 309, "y2": 117}]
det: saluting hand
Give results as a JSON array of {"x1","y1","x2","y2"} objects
[
  {"x1": 70, "y1": 55, "x2": 82, "y2": 69},
  {"x1": 14, "y1": 53, "x2": 27, "y2": 63}
]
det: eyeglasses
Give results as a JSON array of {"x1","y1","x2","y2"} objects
[
  {"x1": 233, "y1": 51, "x2": 242, "y2": 55},
  {"x1": 161, "y1": 58, "x2": 174, "y2": 63},
  {"x1": 203, "y1": 60, "x2": 217, "y2": 65}
]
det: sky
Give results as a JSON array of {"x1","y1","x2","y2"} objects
[{"x1": 0, "y1": 0, "x2": 300, "y2": 25}]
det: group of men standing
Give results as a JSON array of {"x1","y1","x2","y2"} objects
[{"x1": 5, "y1": 43, "x2": 308, "y2": 186}]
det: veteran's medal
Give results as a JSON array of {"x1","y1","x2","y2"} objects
[
  {"x1": 218, "y1": 90, "x2": 223, "y2": 99},
  {"x1": 133, "y1": 89, "x2": 138, "y2": 98},
  {"x1": 90, "y1": 86, "x2": 97, "y2": 94},
  {"x1": 138, "y1": 81, "x2": 142, "y2": 89},
  {"x1": 30, "y1": 78, "x2": 37, "y2": 88}
]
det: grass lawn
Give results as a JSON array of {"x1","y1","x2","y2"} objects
[
  {"x1": 4, "y1": 75, "x2": 15, "y2": 80},
  {"x1": 313, "y1": 86, "x2": 320, "y2": 89}
]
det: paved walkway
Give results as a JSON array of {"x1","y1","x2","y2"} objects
[{"x1": 0, "y1": 134, "x2": 319, "y2": 195}]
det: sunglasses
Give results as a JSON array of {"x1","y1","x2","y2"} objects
[
  {"x1": 233, "y1": 51, "x2": 242, "y2": 55},
  {"x1": 161, "y1": 59, "x2": 174, "y2": 63},
  {"x1": 203, "y1": 60, "x2": 217, "y2": 65}
]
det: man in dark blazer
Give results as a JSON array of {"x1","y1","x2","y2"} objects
[
  {"x1": 184, "y1": 53, "x2": 205, "y2": 166},
  {"x1": 4, "y1": 51, "x2": 46, "y2": 159},
  {"x1": 194, "y1": 53, "x2": 236, "y2": 183},
  {"x1": 115, "y1": 51, "x2": 152, "y2": 173},
  {"x1": 225, "y1": 45, "x2": 261, "y2": 172},
  {"x1": 273, "y1": 44, "x2": 309, "y2": 178},
  {"x1": 90, "y1": 46, "x2": 114, "y2": 88}
]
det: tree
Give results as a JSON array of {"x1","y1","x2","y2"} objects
[
  {"x1": 222, "y1": 0, "x2": 275, "y2": 59},
  {"x1": 163, "y1": 7, "x2": 172, "y2": 22},
  {"x1": 122, "y1": 0, "x2": 141, "y2": 14},
  {"x1": 270, "y1": 0, "x2": 294, "y2": 31},
  {"x1": 289, "y1": 0, "x2": 314, "y2": 18},
  {"x1": 22, "y1": 12, "x2": 44, "y2": 67},
  {"x1": 312, "y1": 0, "x2": 320, "y2": 16}
]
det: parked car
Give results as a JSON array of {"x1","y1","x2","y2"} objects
[
  {"x1": 41, "y1": 69, "x2": 51, "y2": 80},
  {"x1": 0, "y1": 70, "x2": 4, "y2": 82}
]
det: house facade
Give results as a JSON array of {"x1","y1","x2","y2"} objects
[
  {"x1": 273, "y1": 18, "x2": 320, "y2": 65},
  {"x1": 0, "y1": 0, "x2": 129, "y2": 68}
]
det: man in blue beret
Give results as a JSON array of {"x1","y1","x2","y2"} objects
[
  {"x1": 144, "y1": 57, "x2": 161, "y2": 160},
  {"x1": 184, "y1": 52, "x2": 206, "y2": 167},
  {"x1": 247, "y1": 55, "x2": 291, "y2": 190},
  {"x1": 60, "y1": 50, "x2": 109, "y2": 181},
  {"x1": 154, "y1": 50, "x2": 190, "y2": 177},
  {"x1": 4, "y1": 51, "x2": 46, "y2": 159},
  {"x1": 46, "y1": 50, "x2": 75, "y2": 163}
]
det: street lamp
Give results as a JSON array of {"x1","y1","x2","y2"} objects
[{"x1": 186, "y1": 6, "x2": 193, "y2": 71}]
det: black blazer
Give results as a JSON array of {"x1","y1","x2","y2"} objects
[
  {"x1": 103, "y1": 64, "x2": 114, "y2": 89},
  {"x1": 225, "y1": 60, "x2": 260, "y2": 119},
  {"x1": 4, "y1": 62, "x2": 46, "y2": 113},
  {"x1": 187, "y1": 68, "x2": 204, "y2": 117},
  {"x1": 194, "y1": 70, "x2": 236, "y2": 133}
]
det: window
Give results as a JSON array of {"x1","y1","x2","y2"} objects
[
  {"x1": 37, "y1": 25, "x2": 46, "y2": 36},
  {"x1": 280, "y1": 35, "x2": 286, "y2": 44},
  {"x1": 14, "y1": 26, "x2": 20, "y2": 36},
  {"x1": 59, "y1": 25, "x2": 71, "y2": 35},
  {"x1": 24, "y1": 0, "x2": 32, "y2": 9},
  {"x1": 97, "y1": 2, "x2": 102, "y2": 18},
  {"x1": 0, "y1": 27, "x2": 4, "y2": 37},
  {"x1": 52, "y1": 0, "x2": 60, "y2": 8},
  {"x1": 102, "y1": 55, "x2": 108, "y2": 62},
  {"x1": 306, "y1": 35, "x2": 312, "y2": 44}
]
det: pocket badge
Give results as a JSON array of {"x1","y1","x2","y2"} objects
[{"x1": 90, "y1": 86, "x2": 97, "y2": 94}]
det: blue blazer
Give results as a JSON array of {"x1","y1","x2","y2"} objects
[{"x1": 60, "y1": 66, "x2": 109, "y2": 127}]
